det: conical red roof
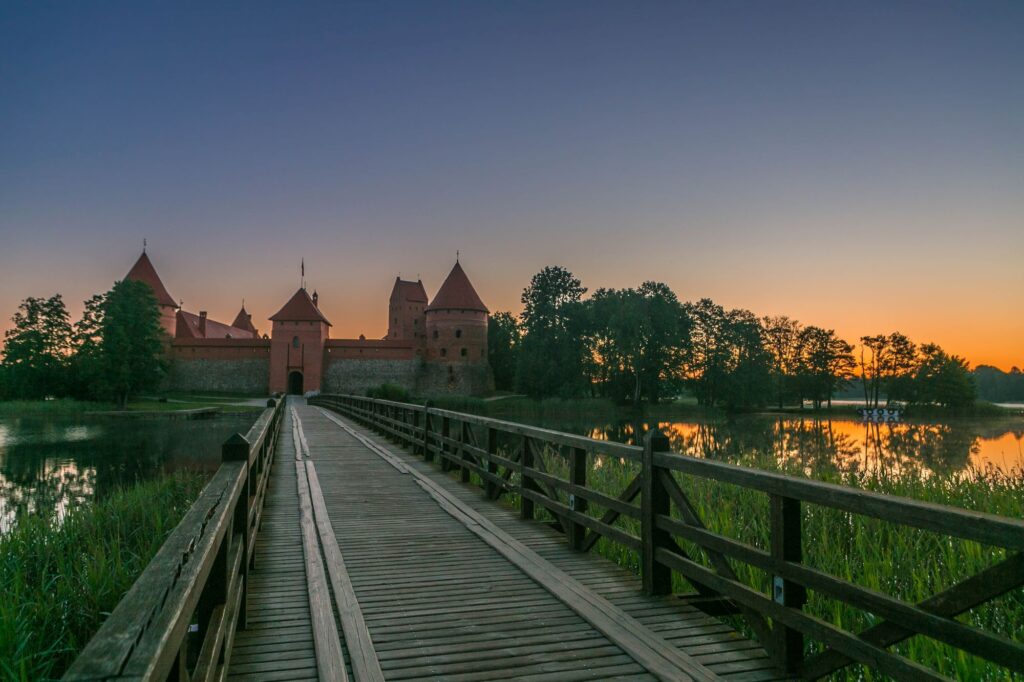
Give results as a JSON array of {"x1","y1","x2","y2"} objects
[
  {"x1": 427, "y1": 262, "x2": 488, "y2": 313},
  {"x1": 231, "y1": 306, "x2": 258, "y2": 333},
  {"x1": 125, "y1": 252, "x2": 177, "y2": 308},
  {"x1": 270, "y1": 288, "x2": 331, "y2": 325}
]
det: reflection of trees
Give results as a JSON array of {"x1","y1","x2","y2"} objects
[
  {"x1": 1, "y1": 415, "x2": 253, "y2": 530},
  {"x1": 508, "y1": 412, "x2": 1021, "y2": 478}
]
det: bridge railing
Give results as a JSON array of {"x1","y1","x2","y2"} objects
[
  {"x1": 64, "y1": 396, "x2": 285, "y2": 682},
  {"x1": 311, "y1": 393, "x2": 1024, "y2": 681}
]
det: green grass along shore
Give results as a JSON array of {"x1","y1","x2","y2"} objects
[{"x1": 0, "y1": 473, "x2": 206, "y2": 681}]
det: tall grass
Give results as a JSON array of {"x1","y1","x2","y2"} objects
[{"x1": 0, "y1": 472, "x2": 206, "y2": 681}]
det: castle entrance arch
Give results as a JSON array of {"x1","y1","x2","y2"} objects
[{"x1": 287, "y1": 371, "x2": 304, "y2": 395}]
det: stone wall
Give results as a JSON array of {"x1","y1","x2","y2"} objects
[
  {"x1": 322, "y1": 358, "x2": 494, "y2": 397},
  {"x1": 414, "y1": 362, "x2": 494, "y2": 396},
  {"x1": 323, "y1": 358, "x2": 421, "y2": 396},
  {"x1": 164, "y1": 358, "x2": 270, "y2": 394}
]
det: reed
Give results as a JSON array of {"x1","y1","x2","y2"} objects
[{"x1": 0, "y1": 472, "x2": 206, "y2": 681}]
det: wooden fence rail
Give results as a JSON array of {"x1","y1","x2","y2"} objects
[
  {"x1": 65, "y1": 397, "x2": 285, "y2": 682},
  {"x1": 311, "y1": 393, "x2": 1024, "y2": 681}
]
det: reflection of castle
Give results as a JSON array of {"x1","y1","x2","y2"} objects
[{"x1": 124, "y1": 251, "x2": 492, "y2": 395}]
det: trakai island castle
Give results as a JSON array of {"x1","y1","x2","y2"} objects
[{"x1": 123, "y1": 251, "x2": 492, "y2": 396}]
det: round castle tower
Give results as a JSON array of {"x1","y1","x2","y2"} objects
[{"x1": 425, "y1": 261, "x2": 488, "y2": 363}]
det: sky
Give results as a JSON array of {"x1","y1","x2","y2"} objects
[{"x1": 1, "y1": 1, "x2": 1022, "y2": 369}]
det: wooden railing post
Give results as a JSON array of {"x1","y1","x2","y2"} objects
[
  {"x1": 485, "y1": 427, "x2": 498, "y2": 498},
  {"x1": 642, "y1": 430, "x2": 672, "y2": 595},
  {"x1": 520, "y1": 436, "x2": 535, "y2": 520},
  {"x1": 460, "y1": 422, "x2": 471, "y2": 483},
  {"x1": 423, "y1": 402, "x2": 433, "y2": 462},
  {"x1": 411, "y1": 409, "x2": 420, "y2": 455},
  {"x1": 223, "y1": 433, "x2": 250, "y2": 628},
  {"x1": 771, "y1": 494, "x2": 805, "y2": 674},
  {"x1": 568, "y1": 446, "x2": 588, "y2": 551},
  {"x1": 441, "y1": 415, "x2": 451, "y2": 471}
]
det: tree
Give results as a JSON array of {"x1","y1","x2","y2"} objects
[
  {"x1": 883, "y1": 332, "x2": 917, "y2": 405},
  {"x1": 914, "y1": 344, "x2": 976, "y2": 408},
  {"x1": 762, "y1": 315, "x2": 802, "y2": 408},
  {"x1": 859, "y1": 334, "x2": 890, "y2": 408},
  {"x1": 683, "y1": 299, "x2": 729, "y2": 406},
  {"x1": 68, "y1": 293, "x2": 107, "y2": 399},
  {"x1": 719, "y1": 308, "x2": 772, "y2": 410},
  {"x1": 587, "y1": 282, "x2": 689, "y2": 405},
  {"x1": 0, "y1": 295, "x2": 72, "y2": 399},
  {"x1": 796, "y1": 326, "x2": 855, "y2": 409},
  {"x1": 99, "y1": 280, "x2": 167, "y2": 408},
  {"x1": 516, "y1": 266, "x2": 589, "y2": 398},
  {"x1": 487, "y1": 311, "x2": 520, "y2": 392}
]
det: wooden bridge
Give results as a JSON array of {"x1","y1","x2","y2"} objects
[{"x1": 65, "y1": 395, "x2": 1024, "y2": 681}]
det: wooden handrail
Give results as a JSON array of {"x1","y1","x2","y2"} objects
[
  {"x1": 65, "y1": 397, "x2": 285, "y2": 682},
  {"x1": 311, "y1": 393, "x2": 1024, "y2": 680}
]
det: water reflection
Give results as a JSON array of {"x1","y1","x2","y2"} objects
[
  {"x1": 545, "y1": 415, "x2": 1022, "y2": 477},
  {"x1": 0, "y1": 414, "x2": 256, "y2": 531}
]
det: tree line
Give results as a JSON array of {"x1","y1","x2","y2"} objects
[
  {"x1": 488, "y1": 266, "x2": 978, "y2": 409},
  {"x1": 0, "y1": 280, "x2": 167, "y2": 407}
]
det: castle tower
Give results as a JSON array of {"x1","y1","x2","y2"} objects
[
  {"x1": 425, "y1": 261, "x2": 488, "y2": 363},
  {"x1": 231, "y1": 304, "x2": 259, "y2": 338},
  {"x1": 269, "y1": 288, "x2": 331, "y2": 394},
  {"x1": 125, "y1": 251, "x2": 178, "y2": 336},
  {"x1": 387, "y1": 277, "x2": 428, "y2": 343}
]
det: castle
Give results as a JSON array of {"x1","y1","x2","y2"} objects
[{"x1": 124, "y1": 251, "x2": 492, "y2": 396}]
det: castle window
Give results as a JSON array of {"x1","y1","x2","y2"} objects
[
  {"x1": 440, "y1": 348, "x2": 447, "y2": 357},
  {"x1": 481, "y1": 349, "x2": 485, "y2": 357},
  {"x1": 292, "y1": 336, "x2": 300, "y2": 348},
  {"x1": 460, "y1": 348, "x2": 467, "y2": 357},
  {"x1": 413, "y1": 319, "x2": 418, "y2": 326},
  {"x1": 432, "y1": 330, "x2": 439, "y2": 339},
  {"x1": 455, "y1": 329, "x2": 462, "y2": 339}
]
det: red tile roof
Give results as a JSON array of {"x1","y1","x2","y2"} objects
[
  {"x1": 269, "y1": 288, "x2": 332, "y2": 325},
  {"x1": 231, "y1": 306, "x2": 258, "y2": 334},
  {"x1": 427, "y1": 262, "x2": 488, "y2": 313},
  {"x1": 390, "y1": 278, "x2": 428, "y2": 303},
  {"x1": 175, "y1": 310, "x2": 256, "y2": 339},
  {"x1": 125, "y1": 252, "x2": 177, "y2": 308}
]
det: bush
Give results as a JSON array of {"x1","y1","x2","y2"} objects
[{"x1": 365, "y1": 383, "x2": 411, "y2": 402}]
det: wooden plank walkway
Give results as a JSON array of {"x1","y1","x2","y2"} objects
[{"x1": 227, "y1": 399, "x2": 785, "y2": 681}]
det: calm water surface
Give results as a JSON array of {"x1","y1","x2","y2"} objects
[
  {"x1": 0, "y1": 413, "x2": 257, "y2": 531},
  {"x1": 500, "y1": 411, "x2": 1024, "y2": 478}
]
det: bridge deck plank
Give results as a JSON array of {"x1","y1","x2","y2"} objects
[{"x1": 226, "y1": 401, "x2": 785, "y2": 681}]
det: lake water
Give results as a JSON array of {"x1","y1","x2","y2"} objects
[
  {"x1": 0, "y1": 413, "x2": 257, "y2": 532},
  {"x1": 497, "y1": 411, "x2": 1024, "y2": 478}
]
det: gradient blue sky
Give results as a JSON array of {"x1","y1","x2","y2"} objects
[{"x1": 2, "y1": 1, "x2": 1022, "y2": 367}]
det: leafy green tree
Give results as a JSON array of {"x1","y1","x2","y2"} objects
[
  {"x1": 914, "y1": 344, "x2": 976, "y2": 408},
  {"x1": 68, "y1": 293, "x2": 107, "y2": 399},
  {"x1": 796, "y1": 326, "x2": 855, "y2": 408},
  {"x1": 0, "y1": 295, "x2": 72, "y2": 399},
  {"x1": 883, "y1": 332, "x2": 918, "y2": 405},
  {"x1": 762, "y1": 315, "x2": 802, "y2": 408},
  {"x1": 587, "y1": 282, "x2": 689, "y2": 405},
  {"x1": 100, "y1": 280, "x2": 167, "y2": 408},
  {"x1": 719, "y1": 308, "x2": 772, "y2": 410},
  {"x1": 683, "y1": 299, "x2": 729, "y2": 406},
  {"x1": 487, "y1": 311, "x2": 520, "y2": 391},
  {"x1": 516, "y1": 266, "x2": 588, "y2": 398},
  {"x1": 859, "y1": 334, "x2": 890, "y2": 407}
]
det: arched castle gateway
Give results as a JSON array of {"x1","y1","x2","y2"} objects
[{"x1": 123, "y1": 252, "x2": 493, "y2": 395}]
